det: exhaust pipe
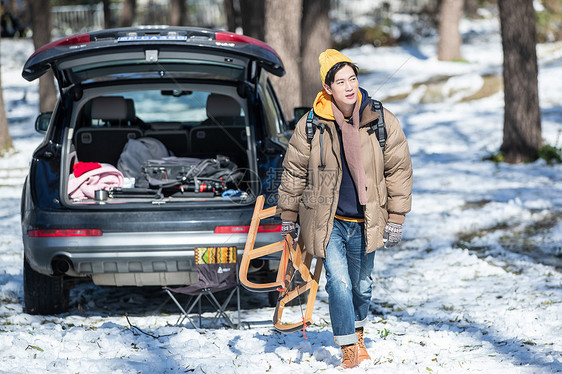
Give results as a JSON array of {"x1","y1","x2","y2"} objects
[
  {"x1": 248, "y1": 259, "x2": 266, "y2": 273},
  {"x1": 52, "y1": 256, "x2": 72, "y2": 275}
]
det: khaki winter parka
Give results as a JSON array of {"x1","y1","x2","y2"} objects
[{"x1": 277, "y1": 101, "x2": 413, "y2": 258}]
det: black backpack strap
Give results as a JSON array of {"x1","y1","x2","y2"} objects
[
  {"x1": 369, "y1": 99, "x2": 387, "y2": 152},
  {"x1": 305, "y1": 109, "x2": 316, "y2": 142},
  {"x1": 305, "y1": 109, "x2": 326, "y2": 169}
]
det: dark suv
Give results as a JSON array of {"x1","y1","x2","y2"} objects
[{"x1": 21, "y1": 26, "x2": 291, "y2": 314}]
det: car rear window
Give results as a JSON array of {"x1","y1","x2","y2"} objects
[
  {"x1": 97, "y1": 90, "x2": 245, "y2": 123},
  {"x1": 122, "y1": 90, "x2": 211, "y2": 122}
]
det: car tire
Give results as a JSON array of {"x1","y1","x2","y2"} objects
[{"x1": 23, "y1": 257, "x2": 70, "y2": 315}]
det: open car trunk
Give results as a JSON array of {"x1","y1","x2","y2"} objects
[
  {"x1": 62, "y1": 85, "x2": 259, "y2": 207},
  {"x1": 21, "y1": 27, "x2": 286, "y2": 209}
]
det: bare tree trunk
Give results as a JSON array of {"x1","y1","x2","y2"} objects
[
  {"x1": 464, "y1": 0, "x2": 478, "y2": 18},
  {"x1": 300, "y1": 0, "x2": 330, "y2": 107},
  {"x1": 119, "y1": 0, "x2": 136, "y2": 27},
  {"x1": 37, "y1": 72, "x2": 57, "y2": 113},
  {"x1": 102, "y1": 0, "x2": 114, "y2": 29},
  {"x1": 437, "y1": 0, "x2": 464, "y2": 61},
  {"x1": 499, "y1": 0, "x2": 541, "y2": 163},
  {"x1": 265, "y1": 0, "x2": 303, "y2": 117},
  {"x1": 27, "y1": 0, "x2": 57, "y2": 113},
  {"x1": 0, "y1": 39, "x2": 13, "y2": 155},
  {"x1": 224, "y1": 0, "x2": 241, "y2": 32},
  {"x1": 170, "y1": 0, "x2": 186, "y2": 26},
  {"x1": 239, "y1": 0, "x2": 265, "y2": 40}
]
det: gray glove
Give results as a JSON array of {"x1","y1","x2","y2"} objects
[
  {"x1": 383, "y1": 222, "x2": 402, "y2": 248},
  {"x1": 281, "y1": 221, "x2": 298, "y2": 240}
]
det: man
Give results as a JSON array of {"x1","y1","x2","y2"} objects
[{"x1": 277, "y1": 49, "x2": 412, "y2": 368}]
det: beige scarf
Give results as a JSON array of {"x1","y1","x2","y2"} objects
[{"x1": 331, "y1": 100, "x2": 368, "y2": 205}]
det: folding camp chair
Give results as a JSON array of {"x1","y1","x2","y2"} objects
[{"x1": 164, "y1": 246, "x2": 241, "y2": 329}]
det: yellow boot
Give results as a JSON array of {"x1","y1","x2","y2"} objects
[
  {"x1": 356, "y1": 328, "x2": 371, "y2": 363},
  {"x1": 338, "y1": 343, "x2": 359, "y2": 369}
]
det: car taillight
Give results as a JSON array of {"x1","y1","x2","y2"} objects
[
  {"x1": 257, "y1": 224, "x2": 282, "y2": 232},
  {"x1": 28, "y1": 229, "x2": 102, "y2": 237},
  {"x1": 29, "y1": 34, "x2": 91, "y2": 59},
  {"x1": 214, "y1": 224, "x2": 281, "y2": 234},
  {"x1": 215, "y1": 31, "x2": 280, "y2": 60}
]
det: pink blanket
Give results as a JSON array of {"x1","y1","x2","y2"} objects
[{"x1": 68, "y1": 163, "x2": 124, "y2": 200}]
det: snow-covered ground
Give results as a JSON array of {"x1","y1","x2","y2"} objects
[{"x1": 1, "y1": 17, "x2": 561, "y2": 374}]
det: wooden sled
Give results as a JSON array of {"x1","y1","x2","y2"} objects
[{"x1": 240, "y1": 195, "x2": 323, "y2": 333}]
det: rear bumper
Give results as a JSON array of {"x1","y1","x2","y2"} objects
[{"x1": 23, "y1": 230, "x2": 280, "y2": 286}]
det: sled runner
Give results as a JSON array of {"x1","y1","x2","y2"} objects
[{"x1": 240, "y1": 195, "x2": 323, "y2": 333}]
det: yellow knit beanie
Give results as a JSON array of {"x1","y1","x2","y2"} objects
[{"x1": 319, "y1": 49, "x2": 354, "y2": 85}]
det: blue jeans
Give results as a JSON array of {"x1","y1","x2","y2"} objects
[{"x1": 322, "y1": 218, "x2": 376, "y2": 346}]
